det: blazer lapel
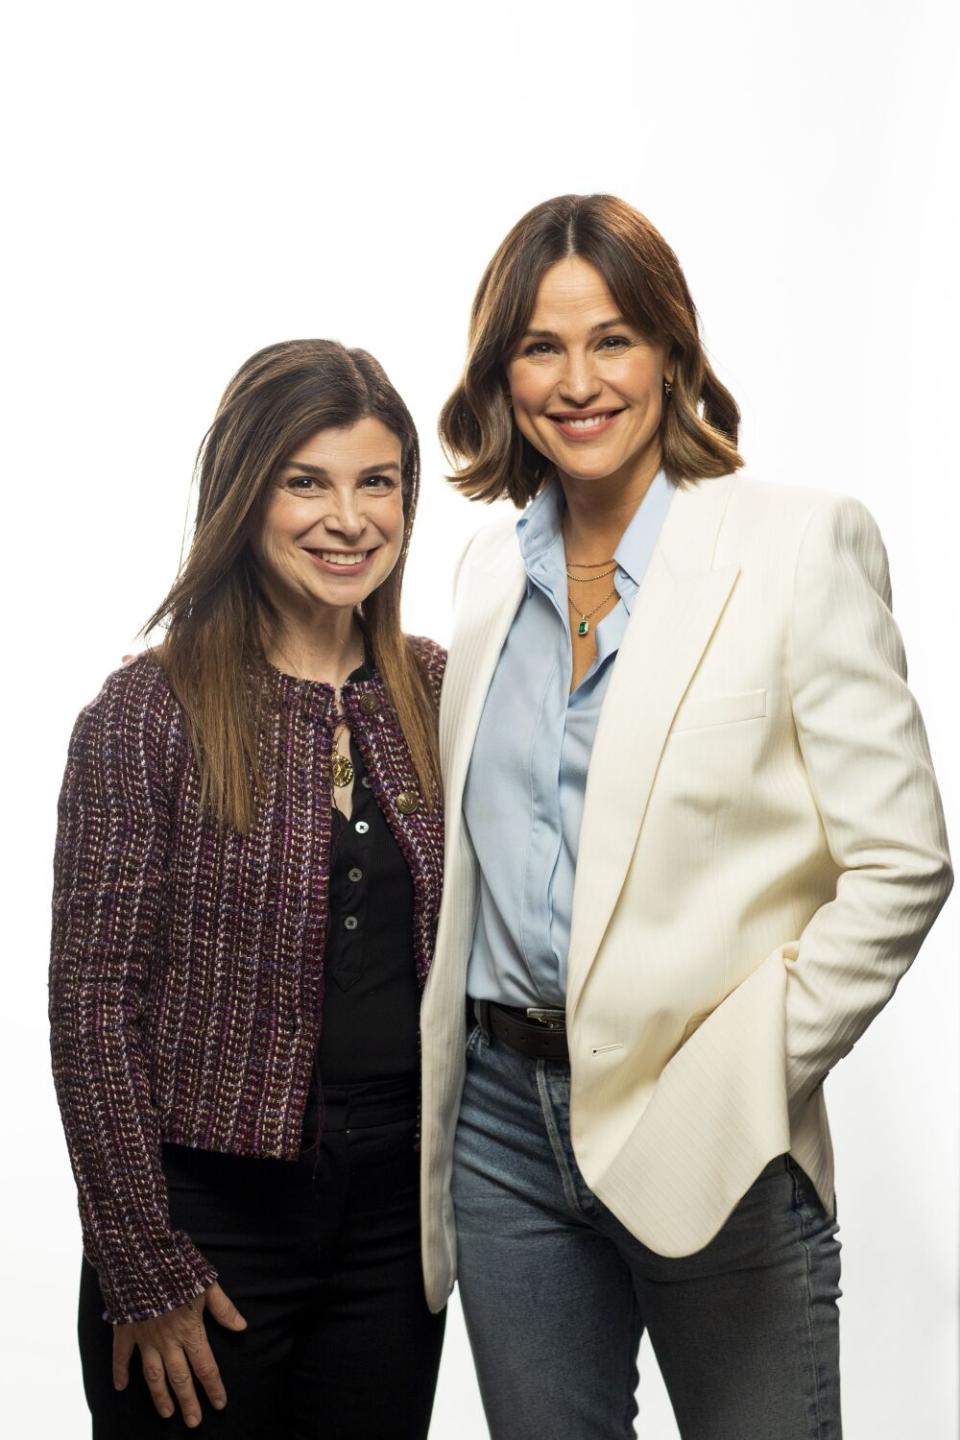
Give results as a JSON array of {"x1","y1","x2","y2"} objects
[
  {"x1": 440, "y1": 523, "x2": 528, "y2": 835},
  {"x1": 422, "y1": 523, "x2": 526, "y2": 1019},
  {"x1": 566, "y1": 477, "x2": 740, "y2": 1018}
]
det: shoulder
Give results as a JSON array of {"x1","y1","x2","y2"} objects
[
  {"x1": 720, "y1": 473, "x2": 882, "y2": 549},
  {"x1": 67, "y1": 653, "x2": 185, "y2": 770},
  {"x1": 466, "y1": 511, "x2": 520, "y2": 551},
  {"x1": 77, "y1": 651, "x2": 178, "y2": 722},
  {"x1": 406, "y1": 634, "x2": 447, "y2": 701},
  {"x1": 716, "y1": 474, "x2": 889, "y2": 609},
  {"x1": 455, "y1": 512, "x2": 521, "y2": 585}
]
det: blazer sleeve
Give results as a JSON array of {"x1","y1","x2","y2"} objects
[
  {"x1": 784, "y1": 496, "x2": 953, "y2": 1108},
  {"x1": 49, "y1": 666, "x2": 218, "y2": 1323}
]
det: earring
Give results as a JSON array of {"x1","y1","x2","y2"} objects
[{"x1": 663, "y1": 379, "x2": 674, "y2": 399}]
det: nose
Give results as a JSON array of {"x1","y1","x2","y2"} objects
[
  {"x1": 324, "y1": 488, "x2": 366, "y2": 542},
  {"x1": 557, "y1": 348, "x2": 601, "y2": 407}
]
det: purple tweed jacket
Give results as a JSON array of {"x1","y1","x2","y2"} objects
[{"x1": 50, "y1": 638, "x2": 446, "y2": 1325}]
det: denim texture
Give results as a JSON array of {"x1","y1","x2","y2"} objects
[{"x1": 453, "y1": 1026, "x2": 842, "y2": 1440}]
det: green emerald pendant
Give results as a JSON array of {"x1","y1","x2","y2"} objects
[{"x1": 578, "y1": 619, "x2": 589, "y2": 637}]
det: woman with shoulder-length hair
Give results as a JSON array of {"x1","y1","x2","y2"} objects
[
  {"x1": 417, "y1": 195, "x2": 952, "y2": 1438},
  {"x1": 50, "y1": 339, "x2": 446, "y2": 1438}
]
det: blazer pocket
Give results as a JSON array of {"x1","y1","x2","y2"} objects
[{"x1": 670, "y1": 688, "x2": 767, "y2": 734}]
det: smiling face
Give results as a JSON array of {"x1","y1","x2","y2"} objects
[
  {"x1": 505, "y1": 255, "x2": 672, "y2": 498},
  {"x1": 253, "y1": 416, "x2": 405, "y2": 623}
]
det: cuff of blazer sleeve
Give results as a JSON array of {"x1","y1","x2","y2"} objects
[{"x1": 95, "y1": 1230, "x2": 219, "y2": 1326}]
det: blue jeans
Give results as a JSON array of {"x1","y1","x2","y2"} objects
[{"x1": 452, "y1": 1024, "x2": 842, "y2": 1440}]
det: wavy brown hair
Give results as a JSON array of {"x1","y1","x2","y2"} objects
[
  {"x1": 440, "y1": 194, "x2": 744, "y2": 505},
  {"x1": 145, "y1": 339, "x2": 439, "y2": 833}
]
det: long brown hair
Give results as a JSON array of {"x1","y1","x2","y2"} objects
[
  {"x1": 440, "y1": 194, "x2": 744, "y2": 505},
  {"x1": 146, "y1": 339, "x2": 439, "y2": 833}
]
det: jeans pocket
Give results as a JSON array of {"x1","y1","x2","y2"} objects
[
  {"x1": 784, "y1": 1153, "x2": 812, "y2": 1198},
  {"x1": 784, "y1": 1153, "x2": 838, "y2": 1227}
]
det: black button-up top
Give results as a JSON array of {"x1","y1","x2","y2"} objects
[{"x1": 314, "y1": 722, "x2": 419, "y2": 1085}]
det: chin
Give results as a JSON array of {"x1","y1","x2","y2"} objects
[
  {"x1": 326, "y1": 583, "x2": 369, "y2": 603},
  {"x1": 560, "y1": 452, "x2": 627, "y2": 481},
  {"x1": 309, "y1": 582, "x2": 364, "y2": 609}
]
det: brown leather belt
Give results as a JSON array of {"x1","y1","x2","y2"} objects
[{"x1": 472, "y1": 999, "x2": 569, "y2": 1062}]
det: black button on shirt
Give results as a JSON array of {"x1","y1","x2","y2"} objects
[{"x1": 313, "y1": 722, "x2": 419, "y2": 1086}]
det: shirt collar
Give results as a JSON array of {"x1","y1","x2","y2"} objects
[
  {"x1": 516, "y1": 470, "x2": 673, "y2": 605},
  {"x1": 516, "y1": 479, "x2": 564, "y2": 570},
  {"x1": 613, "y1": 469, "x2": 673, "y2": 613}
]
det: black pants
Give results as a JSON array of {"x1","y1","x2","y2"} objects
[{"x1": 79, "y1": 1077, "x2": 445, "y2": 1439}]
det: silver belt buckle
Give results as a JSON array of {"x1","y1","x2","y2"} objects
[{"x1": 525, "y1": 1007, "x2": 566, "y2": 1030}]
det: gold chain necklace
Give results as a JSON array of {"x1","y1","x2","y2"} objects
[
  {"x1": 565, "y1": 563, "x2": 617, "y2": 583},
  {"x1": 568, "y1": 588, "x2": 618, "y2": 638},
  {"x1": 330, "y1": 716, "x2": 354, "y2": 788}
]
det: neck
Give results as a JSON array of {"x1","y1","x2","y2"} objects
[
  {"x1": 560, "y1": 453, "x2": 660, "y2": 564},
  {"x1": 263, "y1": 601, "x2": 364, "y2": 688}
]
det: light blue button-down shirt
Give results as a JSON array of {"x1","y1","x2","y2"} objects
[{"x1": 464, "y1": 470, "x2": 675, "y2": 1007}]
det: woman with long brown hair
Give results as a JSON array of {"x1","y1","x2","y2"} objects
[
  {"x1": 417, "y1": 195, "x2": 951, "y2": 1438},
  {"x1": 50, "y1": 340, "x2": 446, "y2": 1437}
]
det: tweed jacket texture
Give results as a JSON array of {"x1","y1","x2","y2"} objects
[{"x1": 50, "y1": 638, "x2": 446, "y2": 1324}]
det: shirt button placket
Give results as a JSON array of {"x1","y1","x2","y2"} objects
[
  {"x1": 336, "y1": 806, "x2": 368, "y2": 988},
  {"x1": 345, "y1": 811, "x2": 370, "y2": 939}
]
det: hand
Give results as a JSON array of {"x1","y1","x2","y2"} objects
[{"x1": 112, "y1": 1282, "x2": 247, "y2": 1428}]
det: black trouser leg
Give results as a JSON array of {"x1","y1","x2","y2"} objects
[{"x1": 78, "y1": 1078, "x2": 445, "y2": 1440}]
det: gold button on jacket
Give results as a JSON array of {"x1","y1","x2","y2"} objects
[{"x1": 396, "y1": 791, "x2": 421, "y2": 815}]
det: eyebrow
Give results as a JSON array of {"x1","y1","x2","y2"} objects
[
  {"x1": 280, "y1": 460, "x2": 402, "y2": 478},
  {"x1": 520, "y1": 317, "x2": 631, "y2": 341}
]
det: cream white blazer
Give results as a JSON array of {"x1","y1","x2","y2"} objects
[{"x1": 418, "y1": 472, "x2": 952, "y2": 1312}]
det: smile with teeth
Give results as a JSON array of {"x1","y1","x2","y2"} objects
[
  {"x1": 548, "y1": 409, "x2": 623, "y2": 437},
  {"x1": 556, "y1": 413, "x2": 613, "y2": 429},
  {"x1": 311, "y1": 549, "x2": 371, "y2": 567}
]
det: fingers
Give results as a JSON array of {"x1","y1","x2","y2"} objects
[
  {"x1": 112, "y1": 1326, "x2": 134, "y2": 1391},
  {"x1": 204, "y1": 1282, "x2": 247, "y2": 1331},
  {"x1": 127, "y1": 1288, "x2": 242, "y2": 1425},
  {"x1": 139, "y1": 1343, "x2": 176, "y2": 1422},
  {"x1": 181, "y1": 1329, "x2": 227, "y2": 1412},
  {"x1": 161, "y1": 1345, "x2": 204, "y2": 1428}
]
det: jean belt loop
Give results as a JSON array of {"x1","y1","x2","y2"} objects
[{"x1": 474, "y1": 998, "x2": 492, "y2": 1042}]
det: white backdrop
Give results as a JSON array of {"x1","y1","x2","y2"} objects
[{"x1": 3, "y1": 1, "x2": 957, "y2": 1435}]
